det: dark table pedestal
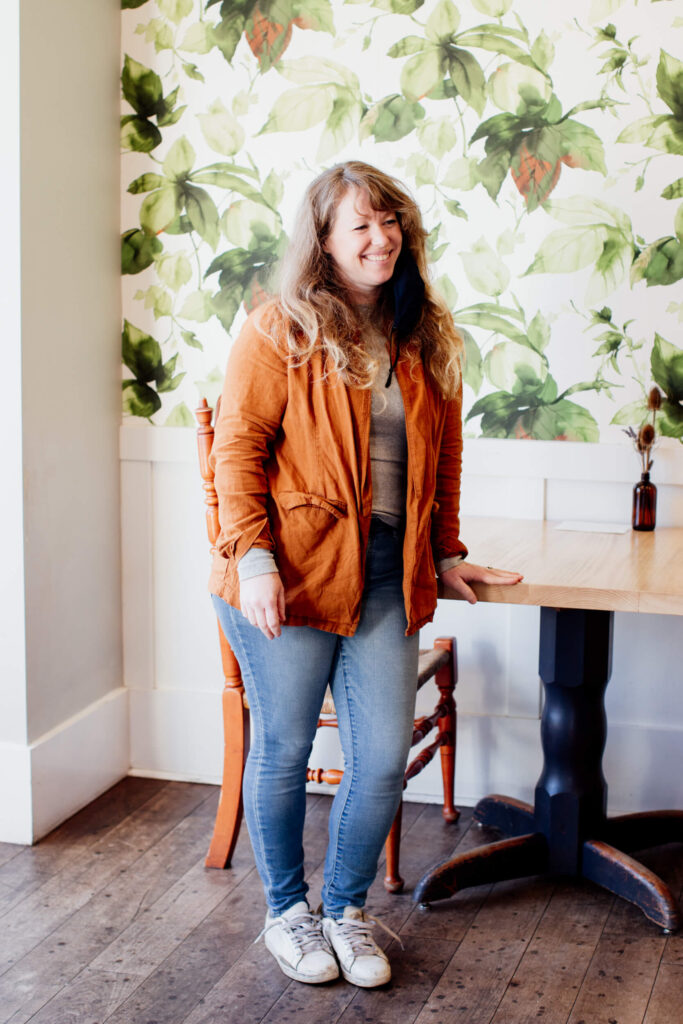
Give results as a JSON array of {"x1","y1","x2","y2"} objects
[{"x1": 414, "y1": 608, "x2": 683, "y2": 932}]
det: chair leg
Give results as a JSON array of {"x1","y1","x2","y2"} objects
[
  {"x1": 206, "y1": 626, "x2": 250, "y2": 869},
  {"x1": 435, "y1": 637, "x2": 459, "y2": 824},
  {"x1": 383, "y1": 637, "x2": 459, "y2": 892},
  {"x1": 384, "y1": 802, "x2": 405, "y2": 893}
]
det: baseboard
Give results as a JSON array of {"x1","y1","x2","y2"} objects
[
  {"x1": 128, "y1": 766, "x2": 222, "y2": 785},
  {"x1": 0, "y1": 687, "x2": 130, "y2": 845},
  {"x1": 0, "y1": 743, "x2": 33, "y2": 844}
]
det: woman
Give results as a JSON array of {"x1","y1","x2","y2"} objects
[{"x1": 209, "y1": 161, "x2": 522, "y2": 988}]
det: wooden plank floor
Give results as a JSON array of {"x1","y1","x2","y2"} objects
[{"x1": 0, "y1": 779, "x2": 681, "y2": 1024}]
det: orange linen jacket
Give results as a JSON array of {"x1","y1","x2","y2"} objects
[{"x1": 208, "y1": 304, "x2": 468, "y2": 637}]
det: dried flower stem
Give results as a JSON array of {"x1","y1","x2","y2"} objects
[{"x1": 624, "y1": 386, "x2": 662, "y2": 474}]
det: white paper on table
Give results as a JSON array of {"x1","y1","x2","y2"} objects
[{"x1": 555, "y1": 521, "x2": 630, "y2": 534}]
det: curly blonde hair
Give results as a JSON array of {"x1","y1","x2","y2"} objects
[{"x1": 263, "y1": 161, "x2": 463, "y2": 398}]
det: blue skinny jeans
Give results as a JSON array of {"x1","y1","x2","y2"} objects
[{"x1": 212, "y1": 518, "x2": 419, "y2": 918}]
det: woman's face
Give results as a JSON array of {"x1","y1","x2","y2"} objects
[{"x1": 322, "y1": 187, "x2": 402, "y2": 304}]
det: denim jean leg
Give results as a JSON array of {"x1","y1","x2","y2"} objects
[
  {"x1": 321, "y1": 522, "x2": 420, "y2": 917},
  {"x1": 211, "y1": 595, "x2": 338, "y2": 915}
]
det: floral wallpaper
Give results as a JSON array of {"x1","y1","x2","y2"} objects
[{"x1": 121, "y1": 0, "x2": 683, "y2": 442}]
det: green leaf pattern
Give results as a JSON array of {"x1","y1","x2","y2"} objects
[{"x1": 122, "y1": 0, "x2": 682, "y2": 442}]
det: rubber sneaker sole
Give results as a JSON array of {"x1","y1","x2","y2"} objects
[
  {"x1": 337, "y1": 961, "x2": 391, "y2": 988},
  {"x1": 271, "y1": 952, "x2": 339, "y2": 984}
]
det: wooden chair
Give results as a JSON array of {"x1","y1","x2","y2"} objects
[{"x1": 197, "y1": 398, "x2": 459, "y2": 892}]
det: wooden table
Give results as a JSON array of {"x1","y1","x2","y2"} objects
[{"x1": 414, "y1": 517, "x2": 683, "y2": 931}]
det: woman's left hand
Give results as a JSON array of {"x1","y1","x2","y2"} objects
[{"x1": 439, "y1": 562, "x2": 524, "y2": 605}]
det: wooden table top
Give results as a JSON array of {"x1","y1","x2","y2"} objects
[{"x1": 439, "y1": 517, "x2": 683, "y2": 616}]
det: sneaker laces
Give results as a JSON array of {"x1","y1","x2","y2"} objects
[
  {"x1": 256, "y1": 908, "x2": 328, "y2": 954},
  {"x1": 335, "y1": 911, "x2": 404, "y2": 953}
]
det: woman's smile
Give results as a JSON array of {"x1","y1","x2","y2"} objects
[{"x1": 323, "y1": 187, "x2": 402, "y2": 303}]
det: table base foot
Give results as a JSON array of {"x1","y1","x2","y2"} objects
[
  {"x1": 473, "y1": 794, "x2": 536, "y2": 836},
  {"x1": 414, "y1": 832, "x2": 548, "y2": 906},
  {"x1": 602, "y1": 810, "x2": 683, "y2": 853},
  {"x1": 582, "y1": 839, "x2": 680, "y2": 932},
  {"x1": 413, "y1": 797, "x2": 682, "y2": 931}
]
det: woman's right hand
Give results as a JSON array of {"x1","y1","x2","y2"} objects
[{"x1": 240, "y1": 572, "x2": 286, "y2": 639}]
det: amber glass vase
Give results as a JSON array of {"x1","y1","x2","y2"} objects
[{"x1": 632, "y1": 472, "x2": 657, "y2": 531}]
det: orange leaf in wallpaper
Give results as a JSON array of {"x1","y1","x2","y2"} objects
[
  {"x1": 510, "y1": 144, "x2": 562, "y2": 207},
  {"x1": 292, "y1": 12, "x2": 316, "y2": 30},
  {"x1": 513, "y1": 421, "x2": 533, "y2": 440},
  {"x1": 246, "y1": 5, "x2": 297, "y2": 69},
  {"x1": 243, "y1": 275, "x2": 272, "y2": 313}
]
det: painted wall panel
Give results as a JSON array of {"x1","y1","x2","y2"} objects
[
  {"x1": 121, "y1": 460, "x2": 156, "y2": 691},
  {"x1": 122, "y1": 434, "x2": 683, "y2": 812},
  {"x1": 152, "y1": 461, "x2": 223, "y2": 691}
]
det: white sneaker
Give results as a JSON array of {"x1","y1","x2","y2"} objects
[
  {"x1": 259, "y1": 901, "x2": 339, "y2": 984},
  {"x1": 322, "y1": 907, "x2": 396, "y2": 988}
]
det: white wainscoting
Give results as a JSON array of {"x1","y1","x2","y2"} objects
[{"x1": 121, "y1": 425, "x2": 683, "y2": 815}]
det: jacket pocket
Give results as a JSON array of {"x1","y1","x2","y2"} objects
[
  {"x1": 277, "y1": 491, "x2": 347, "y2": 519},
  {"x1": 274, "y1": 492, "x2": 348, "y2": 569}
]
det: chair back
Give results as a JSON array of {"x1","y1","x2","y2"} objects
[
  {"x1": 196, "y1": 397, "x2": 245, "y2": 700},
  {"x1": 196, "y1": 397, "x2": 221, "y2": 549}
]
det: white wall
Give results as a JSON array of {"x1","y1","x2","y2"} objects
[
  {"x1": 21, "y1": 0, "x2": 123, "y2": 739},
  {"x1": 122, "y1": 426, "x2": 683, "y2": 816},
  {"x1": 0, "y1": 0, "x2": 126, "y2": 844}
]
